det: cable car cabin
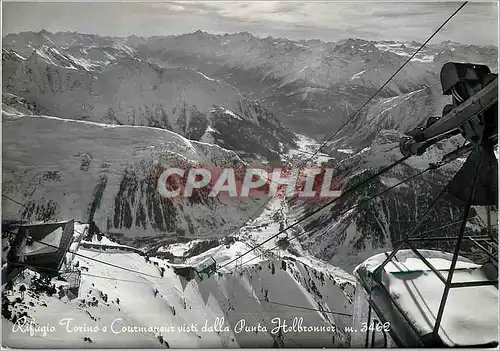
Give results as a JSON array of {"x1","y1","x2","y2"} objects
[
  {"x1": 193, "y1": 257, "x2": 217, "y2": 281},
  {"x1": 351, "y1": 249, "x2": 498, "y2": 348},
  {"x1": 172, "y1": 258, "x2": 217, "y2": 282},
  {"x1": 2, "y1": 220, "x2": 75, "y2": 282}
]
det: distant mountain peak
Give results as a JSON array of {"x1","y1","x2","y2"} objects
[
  {"x1": 2, "y1": 48, "x2": 25, "y2": 62},
  {"x1": 191, "y1": 29, "x2": 211, "y2": 37}
]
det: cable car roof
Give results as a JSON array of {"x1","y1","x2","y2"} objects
[{"x1": 355, "y1": 249, "x2": 498, "y2": 347}]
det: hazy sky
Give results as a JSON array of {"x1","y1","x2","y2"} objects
[{"x1": 2, "y1": 1, "x2": 499, "y2": 45}]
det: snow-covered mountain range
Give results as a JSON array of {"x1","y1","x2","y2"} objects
[
  {"x1": 3, "y1": 28, "x2": 497, "y2": 249},
  {"x1": 4, "y1": 30, "x2": 497, "y2": 145},
  {"x1": 3, "y1": 35, "x2": 297, "y2": 163},
  {"x1": 127, "y1": 31, "x2": 497, "y2": 140},
  {"x1": 3, "y1": 28, "x2": 497, "y2": 263},
  {"x1": 2, "y1": 29, "x2": 497, "y2": 347}
]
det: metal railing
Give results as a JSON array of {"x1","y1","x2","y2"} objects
[{"x1": 372, "y1": 144, "x2": 498, "y2": 344}]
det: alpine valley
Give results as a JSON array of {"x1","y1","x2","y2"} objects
[{"x1": 2, "y1": 29, "x2": 497, "y2": 348}]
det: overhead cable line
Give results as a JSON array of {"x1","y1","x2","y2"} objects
[
  {"x1": 2, "y1": 194, "x2": 27, "y2": 208},
  {"x1": 1, "y1": 1, "x2": 470, "y2": 294},
  {"x1": 7, "y1": 260, "x2": 352, "y2": 317},
  {"x1": 217, "y1": 155, "x2": 411, "y2": 270},
  {"x1": 235, "y1": 292, "x2": 353, "y2": 317},
  {"x1": 218, "y1": 1, "x2": 469, "y2": 259},
  {"x1": 236, "y1": 160, "x2": 450, "y2": 268},
  {"x1": 308, "y1": 1, "x2": 468, "y2": 161}
]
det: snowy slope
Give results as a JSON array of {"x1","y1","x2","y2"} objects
[
  {"x1": 2, "y1": 113, "x2": 268, "y2": 240},
  {"x1": 327, "y1": 82, "x2": 452, "y2": 150},
  {"x1": 2, "y1": 92, "x2": 40, "y2": 116},
  {"x1": 2, "y1": 225, "x2": 355, "y2": 348}
]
